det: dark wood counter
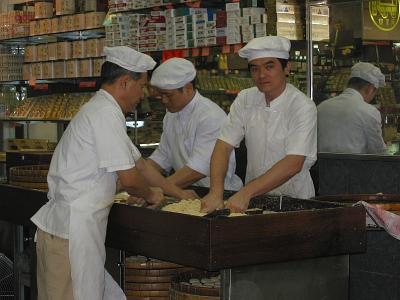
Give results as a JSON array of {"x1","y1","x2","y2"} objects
[{"x1": 0, "y1": 183, "x2": 366, "y2": 271}]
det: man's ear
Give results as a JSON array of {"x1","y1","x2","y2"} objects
[{"x1": 284, "y1": 61, "x2": 291, "y2": 75}]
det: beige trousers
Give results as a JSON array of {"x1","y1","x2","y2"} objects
[{"x1": 36, "y1": 229, "x2": 74, "y2": 300}]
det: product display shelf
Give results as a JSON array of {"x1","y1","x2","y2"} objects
[{"x1": 0, "y1": 27, "x2": 105, "y2": 45}]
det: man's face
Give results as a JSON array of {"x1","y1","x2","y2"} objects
[
  {"x1": 124, "y1": 73, "x2": 148, "y2": 112},
  {"x1": 154, "y1": 86, "x2": 189, "y2": 113},
  {"x1": 249, "y1": 57, "x2": 289, "y2": 95}
]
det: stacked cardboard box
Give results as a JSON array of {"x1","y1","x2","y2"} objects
[
  {"x1": 164, "y1": 8, "x2": 216, "y2": 49},
  {"x1": 0, "y1": 11, "x2": 34, "y2": 40}
]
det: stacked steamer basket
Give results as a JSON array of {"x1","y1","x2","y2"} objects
[
  {"x1": 125, "y1": 256, "x2": 193, "y2": 300},
  {"x1": 8, "y1": 164, "x2": 49, "y2": 190},
  {"x1": 170, "y1": 270, "x2": 220, "y2": 300}
]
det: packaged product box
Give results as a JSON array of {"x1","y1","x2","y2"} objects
[
  {"x1": 29, "y1": 20, "x2": 39, "y2": 35},
  {"x1": 55, "y1": 0, "x2": 75, "y2": 16},
  {"x1": 51, "y1": 17, "x2": 60, "y2": 33},
  {"x1": 65, "y1": 60, "x2": 78, "y2": 78},
  {"x1": 85, "y1": 12, "x2": 106, "y2": 29},
  {"x1": 22, "y1": 63, "x2": 32, "y2": 80},
  {"x1": 34, "y1": 2, "x2": 54, "y2": 19},
  {"x1": 92, "y1": 57, "x2": 105, "y2": 77},
  {"x1": 78, "y1": 59, "x2": 93, "y2": 77},
  {"x1": 48, "y1": 43, "x2": 57, "y2": 60},
  {"x1": 72, "y1": 40, "x2": 86, "y2": 58},
  {"x1": 25, "y1": 45, "x2": 37, "y2": 63},
  {"x1": 32, "y1": 62, "x2": 43, "y2": 79},
  {"x1": 57, "y1": 41, "x2": 72, "y2": 60},
  {"x1": 37, "y1": 44, "x2": 48, "y2": 61},
  {"x1": 42, "y1": 62, "x2": 54, "y2": 79},
  {"x1": 74, "y1": 13, "x2": 86, "y2": 31},
  {"x1": 54, "y1": 61, "x2": 66, "y2": 78},
  {"x1": 39, "y1": 19, "x2": 52, "y2": 34}
]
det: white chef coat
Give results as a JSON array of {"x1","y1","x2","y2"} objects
[
  {"x1": 219, "y1": 84, "x2": 317, "y2": 199},
  {"x1": 31, "y1": 89, "x2": 140, "y2": 300},
  {"x1": 150, "y1": 91, "x2": 243, "y2": 191},
  {"x1": 317, "y1": 88, "x2": 387, "y2": 154}
]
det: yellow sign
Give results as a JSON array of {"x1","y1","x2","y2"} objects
[{"x1": 369, "y1": 0, "x2": 400, "y2": 31}]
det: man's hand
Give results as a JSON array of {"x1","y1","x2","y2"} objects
[
  {"x1": 145, "y1": 187, "x2": 164, "y2": 207},
  {"x1": 177, "y1": 189, "x2": 199, "y2": 200},
  {"x1": 201, "y1": 192, "x2": 224, "y2": 213},
  {"x1": 126, "y1": 195, "x2": 145, "y2": 206},
  {"x1": 225, "y1": 191, "x2": 251, "y2": 213}
]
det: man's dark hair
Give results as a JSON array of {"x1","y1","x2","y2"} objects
[
  {"x1": 347, "y1": 77, "x2": 372, "y2": 90},
  {"x1": 100, "y1": 61, "x2": 142, "y2": 85},
  {"x1": 177, "y1": 78, "x2": 196, "y2": 92},
  {"x1": 248, "y1": 59, "x2": 289, "y2": 71},
  {"x1": 277, "y1": 58, "x2": 289, "y2": 70}
]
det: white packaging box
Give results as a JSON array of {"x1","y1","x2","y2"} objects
[
  {"x1": 242, "y1": 7, "x2": 265, "y2": 16},
  {"x1": 242, "y1": 31, "x2": 255, "y2": 42},
  {"x1": 217, "y1": 27, "x2": 227, "y2": 37},
  {"x1": 206, "y1": 36, "x2": 217, "y2": 46},
  {"x1": 226, "y1": 2, "x2": 240, "y2": 12}
]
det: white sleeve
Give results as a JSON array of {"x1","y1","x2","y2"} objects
[
  {"x1": 219, "y1": 95, "x2": 245, "y2": 147},
  {"x1": 365, "y1": 108, "x2": 387, "y2": 154},
  {"x1": 186, "y1": 113, "x2": 225, "y2": 176},
  {"x1": 149, "y1": 130, "x2": 173, "y2": 172},
  {"x1": 286, "y1": 101, "x2": 317, "y2": 158},
  {"x1": 92, "y1": 108, "x2": 141, "y2": 173}
]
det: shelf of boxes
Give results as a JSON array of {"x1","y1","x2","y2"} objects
[
  {"x1": 105, "y1": 3, "x2": 269, "y2": 51},
  {"x1": 108, "y1": 0, "x2": 199, "y2": 13},
  {"x1": 4, "y1": 92, "x2": 93, "y2": 121},
  {"x1": 23, "y1": 38, "x2": 106, "y2": 80}
]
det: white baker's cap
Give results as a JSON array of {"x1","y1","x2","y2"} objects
[
  {"x1": 150, "y1": 58, "x2": 196, "y2": 89},
  {"x1": 103, "y1": 46, "x2": 156, "y2": 72},
  {"x1": 349, "y1": 62, "x2": 385, "y2": 88},
  {"x1": 239, "y1": 36, "x2": 291, "y2": 61}
]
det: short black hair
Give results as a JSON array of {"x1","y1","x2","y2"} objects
[
  {"x1": 277, "y1": 58, "x2": 289, "y2": 70},
  {"x1": 100, "y1": 61, "x2": 142, "y2": 85},
  {"x1": 347, "y1": 77, "x2": 372, "y2": 90},
  {"x1": 247, "y1": 59, "x2": 289, "y2": 71},
  {"x1": 177, "y1": 78, "x2": 196, "y2": 92}
]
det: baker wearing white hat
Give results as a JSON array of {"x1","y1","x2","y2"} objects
[
  {"x1": 201, "y1": 36, "x2": 317, "y2": 213},
  {"x1": 31, "y1": 46, "x2": 195, "y2": 300},
  {"x1": 149, "y1": 57, "x2": 243, "y2": 191},
  {"x1": 318, "y1": 62, "x2": 387, "y2": 154}
]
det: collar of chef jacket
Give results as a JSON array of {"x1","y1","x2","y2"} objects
[{"x1": 176, "y1": 90, "x2": 200, "y2": 123}]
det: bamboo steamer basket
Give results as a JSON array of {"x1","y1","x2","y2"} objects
[
  {"x1": 125, "y1": 256, "x2": 193, "y2": 299},
  {"x1": 9, "y1": 164, "x2": 49, "y2": 190},
  {"x1": 170, "y1": 270, "x2": 220, "y2": 300}
]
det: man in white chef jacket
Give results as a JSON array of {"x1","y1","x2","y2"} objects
[
  {"x1": 318, "y1": 62, "x2": 387, "y2": 154},
  {"x1": 201, "y1": 36, "x2": 317, "y2": 213},
  {"x1": 31, "y1": 46, "x2": 195, "y2": 300},
  {"x1": 148, "y1": 57, "x2": 243, "y2": 191}
]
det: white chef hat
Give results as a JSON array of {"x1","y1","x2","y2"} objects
[
  {"x1": 238, "y1": 36, "x2": 291, "y2": 61},
  {"x1": 150, "y1": 58, "x2": 196, "y2": 89},
  {"x1": 349, "y1": 62, "x2": 385, "y2": 88},
  {"x1": 103, "y1": 46, "x2": 156, "y2": 72}
]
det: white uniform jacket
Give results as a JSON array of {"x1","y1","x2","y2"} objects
[
  {"x1": 219, "y1": 84, "x2": 317, "y2": 199},
  {"x1": 317, "y1": 88, "x2": 387, "y2": 154},
  {"x1": 31, "y1": 89, "x2": 140, "y2": 300},
  {"x1": 150, "y1": 91, "x2": 243, "y2": 191}
]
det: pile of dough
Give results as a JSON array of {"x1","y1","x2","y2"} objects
[
  {"x1": 162, "y1": 199, "x2": 206, "y2": 217},
  {"x1": 162, "y1": 199, "x2": 246, "y2": 217}
]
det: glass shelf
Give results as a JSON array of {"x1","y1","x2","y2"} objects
[{"x1": 0, "y1": 27, "x2": 105, "y2": 45}]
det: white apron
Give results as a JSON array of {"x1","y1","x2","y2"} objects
[{"x1": 69, "y1": 191, "x2": 126, "y2": 300}]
